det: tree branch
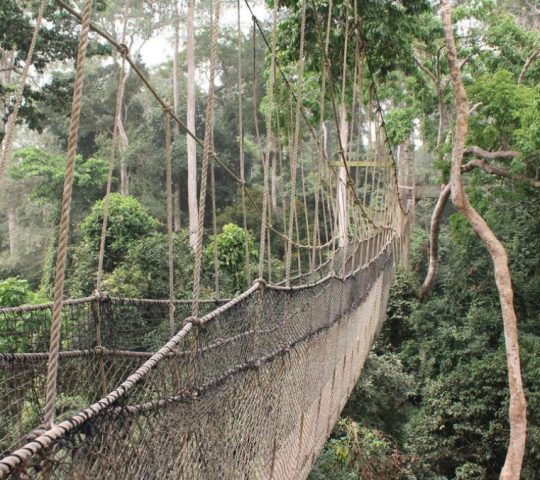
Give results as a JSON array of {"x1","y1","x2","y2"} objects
[
  {"x1": 462, "y1": 158, "x2": 540, "y2": 187},
  {"x1": 440, "y1": 2, "x2": 527, "y2": 479},
  {"x1": 413, "y1": 54, "x2": 437, "y2": 83},
  {"x1": 464, "y1": 145, "x2": 520, "y2": 160},
  {"x1": 418, "y1": 183, "x2": 451, "y2": 300},
  {"x1": 518, "y1": 51, "x2": 540, "y2": 84}
]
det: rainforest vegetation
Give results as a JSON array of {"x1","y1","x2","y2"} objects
[{"x1": 0, "y1": 0, "x2": 539, "y2": 478}]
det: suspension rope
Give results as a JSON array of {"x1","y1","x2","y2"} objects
[
  {"x1": 308, "y1": 0, "x2": 391, "y2": 232},
  {"x1": 285, "y1": 0, "x2": 307, "y2": 285},
  {"x1": 164, "y1": 113, "x2": 176, "y2": 336},
  {"x1": 191, "y1": 0, "x2": 221, "y2": 318},
  {"x1": 55, "y1": 0, "x2": 346, "y2": 253},
  {"x1": 0, "y1": 0, "x2": 47, "y2": 186},
  {"x1": 96, "y1": 0, "x2": 130, "y2": 291},
  {"x1": 44, "y1": 0, "x2": 94, "y2": 428},
  {"x1": 258, "y1": 0, "x2": 278, "y2": 278},
  {"x1": 238, "y1": 0, "x2": 251, "y2": 285}
]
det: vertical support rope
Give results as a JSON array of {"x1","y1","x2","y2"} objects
[
  {"x1": 257, "y1": 0, "x2": 278, "y2": 279},
  {"x1": 44, "y1": 0, "x2": 94, "y2": 428},
  {"x1": 191, "y1": 0, "x2": 220, "y2": 318},
  {"x1": 285, "y1": 0, "x2": 307, "y2": 285},
  {"x1": 211, "y1": 133, "x2": 220, "y2": 296},
  {"x1": 237, "y1": 0, "x2": 250, "y2": 285},
  {"x1": 96, "y1": 0, "x2": 130, "y2": 291},
  {"x1": 164, "y1": 113, "x2": 175, "y2": 336},
  {"x1": 0, "y1": 0, "x2": 47, "y2": 186}
]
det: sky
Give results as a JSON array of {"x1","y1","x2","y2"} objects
[{"x1": 139, "y1": 2, "x2": 270, "y2": 67}]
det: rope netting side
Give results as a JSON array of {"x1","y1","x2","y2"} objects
[
  {"x1": 44, "y1": 0, "x2": 94, "y2": 429},
  {"x1": 0, "y1": 236, "x2": 399, "y2": 479}
]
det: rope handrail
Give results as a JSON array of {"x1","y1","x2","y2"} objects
[{"x1": 0, "y1": 295, "x2": 230, "y2": 315}]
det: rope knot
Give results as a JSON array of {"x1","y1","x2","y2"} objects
[
  {"x1": 255, "y1": 277, "x2": 267, "y2": 291},
  {"x1": 116, "y1": 43, "x2": 129, "y2": 57},
  {"x1": 183, "y1": 316, "x2": 202, "y2": 328},
  {"x1": 93, "y1": 289, "x2": 109, "y2": 301},
  {"x1": 95, "y1": 346, "x2": 106, "y2": 356}
]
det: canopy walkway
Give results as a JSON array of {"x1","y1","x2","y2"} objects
[{"x1": 0, "y1": 0, "x2": 412, "y2": 478}]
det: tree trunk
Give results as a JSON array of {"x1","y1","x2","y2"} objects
[
  {"x1": 174, "y1": 182, "x2": 181, "y2": 231},
  {"x1": 436, "y1": 82, "x2": 445, "y2": 150},
  {"x1": 270, "y1": 133, "x2": 278, "y2": 211},
  {"x1": 337, "y1": 103, "x2": 348, "y2": 248},
  {"x1": 7, "y1": 207, "x2": 16, "y2": 257},
  {"x1": 186, "y1": 0, "x2": 198, "y2": 249},
  {"x1": 0, "y1": 49, "x2": 15, "y2": 145},
  {"x1": 440, "y1": 2, "x2": 527, "y2": 479},
  {"x1": 398, "y1": 136, "x2": 414, "y2": 268},
  {"x1": 117, "y1": 66, "x2": 130, "y2": 196},
  {"x1": 172, "y1": 1, "x2": 182, "y2": 232},
  {"x1": 418, "y1": 183, "x2": 450, "y2": 300}
]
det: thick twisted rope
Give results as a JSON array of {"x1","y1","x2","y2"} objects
[
  {"x1": 191, "y1": 0, "x2": 221, "y2": 318},
  {"x1": 44, "y1": 0, "x2": 94, "y2": 428},
  {"x1": 0, "y1": 0, "x2": 47, "y2": 186}
]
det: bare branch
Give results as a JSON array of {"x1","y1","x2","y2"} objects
[
  {"x1": 418, "y1": 184, "x2": 451, "y2": 301},
  {"x1": 462, "y1": 158, "x2": 540, "y2": 188},
  {"x1": 412, "y1": 54, "x2": 437, "y2": 84},
  {"x1": 468, "y1": 102, "x2": 482, "y2": 115},
  {"x1": 464, "y1": 145, "x2": 520, "y2": 160},
  {"x1": 518, "y1": 51, "x2": 540, "y2": 84}
]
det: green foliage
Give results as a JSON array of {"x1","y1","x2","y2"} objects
[
  {"x1": 68, "y1": 194, "x2": 159, "y2": 295},
  {"x1": 80, "y1": 194, "x2": 159, "y2": 271},
  {"x1": 343, "y1": 352, "x2": 415, "y2": 439},
  {"x1": 378, "y1": 271, "x2": 418, "y2": 352},
  {"x1": 468, "y1": 71, "x2": 540, "y2": 161},
  {"x1": 9, "y1": 147, "x2": 109, "y2": 205},
  {"x1": 206, "y1": 223, "x2": 257, "y2": 295},
  {"x1": 309, "y1": 419, "x2": 416, "y2": 480},
  {"x1": 103, "y1": 231, "x2": 194, "y2": 299},
  {"x1": 0, "y1": 0, "x2": 109, "y2": 139},
  {"x1": 385, "y1": 108, "x2": 416, "y2": 146},
  {"x1": 0, "y1": 277, "x2": 42, "y2": 307}
]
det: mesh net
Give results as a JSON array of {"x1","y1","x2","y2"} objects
[{"x1": 0, "y1": 236, "x2": 399, "y2": 479}]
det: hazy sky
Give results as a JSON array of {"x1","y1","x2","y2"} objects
[{"x1": 139, "y1": 2, "x2": 270, "y2": 67}]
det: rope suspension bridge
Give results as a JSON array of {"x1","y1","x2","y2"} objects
[{"x1": 0, "y1": 0, "x2": 412, "y2": 478}]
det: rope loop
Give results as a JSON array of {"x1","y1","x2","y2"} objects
[
  {"x1": 183, "y1": 316, "x2": 202, "y2": 328},
  {"x1": 255, "y1": 277, "x2": 267, "y2": 291},
  {"x1": 116, "y1": 43, "x2": 129, "y2": 57},
  {"x1": 93, "y1": 289, "x2": 109, "y2": 301},
  {"x1": 94, "y1": 346, "x2": 107, "y2": 356}
]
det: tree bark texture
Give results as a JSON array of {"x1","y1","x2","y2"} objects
[
  {"x1": 440, "y1": 2, "x2": 527, "y2": 479},
  {"x1": 172, "y1": 1, "x2": 182, "y2": 232},
  {"x1": 186, "y1": 0, "x2": 198, "y2": 249},
  {"x1": 418, "y1": 183, "x2": 450, "y2": 300}
]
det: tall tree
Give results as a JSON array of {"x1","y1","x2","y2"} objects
[
  {"x1": 440, "y1": 1, "x2": 527, "y2": 478},
  {"x1": 186, "y1": 0, "x2": 198, "y2": 248}
]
